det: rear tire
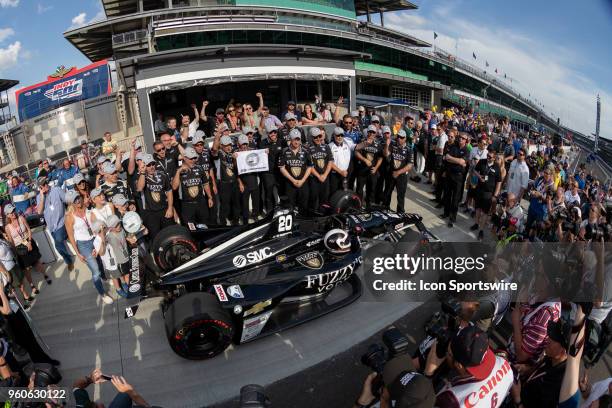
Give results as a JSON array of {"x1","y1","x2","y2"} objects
[
  {"x1": 165, "y1": 292, "x2": 234, "y2": 360},
  {"x1": 151, "y1": 225, "x2": 199, "y2": 272},
  {"x1": 329, "y1": 190, "x2": 362, "y2": 214}
]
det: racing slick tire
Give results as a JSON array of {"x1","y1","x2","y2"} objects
[
  {"x1": 151, "y1": 225, "x2": 199, "y2": 272},
  {"x1": 165, "y1": 292, "x2": 234, "y2": 359},
  {"x1": 329, "y1": 190, "x2": 362, "y2": 214}
]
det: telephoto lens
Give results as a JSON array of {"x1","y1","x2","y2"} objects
[{"x1": 239, "y1": 384, "x2": 271, "y2": 408}]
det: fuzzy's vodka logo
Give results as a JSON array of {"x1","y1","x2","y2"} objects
[{"x1": 44, "y1": 78, "x2": 83, "y2": 101}]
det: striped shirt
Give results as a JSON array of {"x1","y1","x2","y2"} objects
[{"x1": 520, "y1": 302, "x2": 561, "y2": 361}]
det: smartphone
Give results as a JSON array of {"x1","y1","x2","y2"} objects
[{"x1": 101, "y1": 374, "x2": 113, "y2": 381}]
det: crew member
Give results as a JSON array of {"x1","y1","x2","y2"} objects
[
  {"x1": 172, "y1": 147, "x2": 213, "y2": 226},
  {"x1": 192, "y1": 131, "x2": 218, "y2": 224},
  {"x1": 355, "y1": 125, "x2": 383, "y2": 209},
  {"x1": 307, "y1": 128, "x2": 333, "y2": 210},
  {"x1": 214, "y1": 136, "x2": 241, "y2": 226},
  {"x1": 236, "y1": 135, "x2": 260, "y2": 224},
  {"x1": 259, "y1": 126, "x2": 284, "y2": 213},
  {"x1": 153, "y1": 140, "x2": 177, "y2": 179},
  {"x1": 99, "y1": 162, "x2": 132, "y2": 203},
  {"x1": 383, "y1": 129, "x2": 413, "y2": 213},
  {"x1": 136, "y1": 154, "x2": 175, "y2": 238},
  {"x1": 279, "y1": 132, "x2": 312, "y2": 212},
  {"x1": 442, "y1": 132, "x2": 468, "y2": 228}
]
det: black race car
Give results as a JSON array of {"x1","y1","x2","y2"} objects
[{"x1": 133, "y1": 194, "x2": 439, "y2": 360}]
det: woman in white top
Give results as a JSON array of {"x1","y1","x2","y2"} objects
[
  {"x1": 0, "y1": 229, "x2": 33, "y2": 306},
  {"x1": 89, "y1": 188, "x2": 115, "y2": 225},
  {"x1": 64, "y1": 190, "x2": 113, "y2": 304}
]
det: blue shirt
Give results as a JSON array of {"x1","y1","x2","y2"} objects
[
  {"x1": 54, "y1": 166, "x2": 79, "y2": 189},
  {"x1": 36, "y1": 186, "x2": 66, "y2": 233},
  {"x1": 344, "y1": 129, "x2": 362, "y2": 145},
  {"x1": 10, "y1": 183, "x2": 30, "y2": 214}
]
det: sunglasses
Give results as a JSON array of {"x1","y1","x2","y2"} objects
[
  {"x1": 343, "y1": 121, "x2": 352, "y2": 125},
  {"x1": 155, "y1": 147, "x2": 166, "y2": 153},
  {"x1": 241, "y1": 143, "x2": 249, "y2": 146},
  {"x1": 269, "y1": 130, "x2": 278, "y2": 134},
  {"x1": 314, "y1": 135, "x2": 323, "y2": 139},
  {"x1": 146, "y1": 163, "x2": 156, "y2": 167},
  {"x1": 398, "y1": 135, "x2": 406, "y2": 139}
]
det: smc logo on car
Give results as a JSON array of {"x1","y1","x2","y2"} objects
[{"x1": 233, "y1": 247, "x2": 273, "y2": 268}]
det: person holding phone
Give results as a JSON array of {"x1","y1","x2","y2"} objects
[{"x1": 73, "y1": 368, "x2": 151, "y2": 407}]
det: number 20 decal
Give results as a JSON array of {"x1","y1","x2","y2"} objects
[{"x1": 278, "y1": 215, "x2": 293, "y2": 232}]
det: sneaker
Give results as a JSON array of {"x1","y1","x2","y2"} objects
[
  {"x1": 470, "y1": 223, "x2": 479, "y2": 231},
  {"x1": 102, "y1": 294, "x2": 114, "y2": 304},
  {"x1": 478, "y1": 230, "x2": 484, "y2": 240},
  {"x1": 447, "y1": 221, "x2": 454, "y2": 228},
  {"x1": 116, "y1": 289, "x2": 128, "y2": 298},
  {"x1": 67, "y1": 263, "x2": 75, "y2": 272}
]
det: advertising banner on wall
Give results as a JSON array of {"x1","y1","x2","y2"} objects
[{"x1": 16, "y1": 60, "x2": 110, "y2": 122}]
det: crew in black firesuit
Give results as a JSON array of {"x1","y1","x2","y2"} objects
[
  {"x1": 136, "y1": 154, "x2": 175, "y2": 238},
  {"x1": 236, "y1": 134, "x2": 261, "y2": 224},
  {"x1": 153, "y1": 140, "x2": 177, "y2": 179},
  {"x1": 172, "y1": 147, "x2": 214, "y2": 226},
  {"x1": 307, "y1": 127, "x2": 333, "y2": 210},
  {"x1": 100, "y1": 162, "x2": 132, "y2": 203},
  {"x1": 213, "y1": 135, "x2": 241, "y2": 226},
  {"x1": 192, "y1": 131, "x2": 218, "y2": 224},
  {"x1": 354, "y1": 125, "x2": 383, "y2": 209},
  {"x1": 383, "y1": 129, "x2": 413, "y2": 213},
  {"x1": 376, "y1": 126, "x2": 393, "y2": 205},
  {"x1": 441, "y1": 132, "x2": 469, "y2": 228},
  {"x1": 259, "y1": 125, "x2": 284, "y2": 213},
  {"x1": 280, "y1": 113, "x2": 305, "y2": 144},
  {"x1": 279, "y1": 131, "x2": 312, "y2": 212}
]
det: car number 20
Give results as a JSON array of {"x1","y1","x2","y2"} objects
[{"x1": 278, "y1": 214, "x2": 293, "y2": 232}]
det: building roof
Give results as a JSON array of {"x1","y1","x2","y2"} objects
[
  {"x1": 102, "y1": 0, "x2": 163, "y2": 18},
  {"x1": 354, "y1": 0, "x2": 417, "y2": 15},
  {"x1": 0, "y1": 79, "x2": 19, "y2": 93}
]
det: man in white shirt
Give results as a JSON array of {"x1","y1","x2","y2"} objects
[
  {"x1": 328, "y1": 127, "x2": 353, "y2": 195},
  {"x1": 564, "y1": 181, "x2": 581, "y2": 206},
  {"x1": 505, "y1": 148, "x2": 530, "y2": 201}
]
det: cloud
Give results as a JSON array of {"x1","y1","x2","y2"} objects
[
  {"x1": 0, "y1": 27, "x2": 14, "y2": 43},
  {"x1": 69, "y1": 8, "x2": 105, "y2": 30},
  {"x1": 37, "y1": 3, "x2": 53, "y2": 14},
  {"x1": 0, "y1": 41, "x2": 21, "y2": 73},
  {"x1": 384, "y1": 7, "x2": 611, "y2": 138},
  {"x1": 0, "y1": 0, "x2": 19, "y2": 7}
]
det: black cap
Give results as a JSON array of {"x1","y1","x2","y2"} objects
[
  {"x1": 547, "y1": 319, "x2": 571, "y2": 350},
  {"x1": 288, "y1": 100, "x2": 296, "y2": 106},
  {"x1": 383, "y1": 356, "x2": 435, "y2": 408},
  {"x1": 216, "y1": 108, "x2": 225, "y2": 114},
  {"x1": 450, "y1": 326, "x2": 495, "y2": 380}
]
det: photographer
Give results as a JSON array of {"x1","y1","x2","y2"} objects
[
  {"x1": 353, "y1": 354, "x2": 435, "y2": 408},
  {"x1": 73, "y1": 369, "x2": 150, "y2": 407},
  {"x1": 526, "y1": 166, "x2": 554, "y2": 231},
  {"x1": 427, "y1": 326, "x2": 512, "y2": 408}
]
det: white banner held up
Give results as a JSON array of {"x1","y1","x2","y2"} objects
[{"x1": 236, "y1": 149, "x2": 269, "y2": 175}]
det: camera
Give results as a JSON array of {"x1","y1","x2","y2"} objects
[
  {"x1": 239, "y1": 384, "x2": 271, "y2": 408},
  {"x1": 361, "y1": 327, "x2": 410, "y2": 374},
  {"x1": 423, "y1": 299, "x2": 461, "y2": 358}
]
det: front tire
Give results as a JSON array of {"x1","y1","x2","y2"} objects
[{"x1": 165, "y1": 292, "x2": 234, "y2": 359}]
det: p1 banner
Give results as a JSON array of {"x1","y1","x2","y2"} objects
[
  {"x1": 236, "y1": 149, "x2": 269, "y2": 175},
  {"x1": 16, "y1": 60, "x2": 110, "y2": 122}
]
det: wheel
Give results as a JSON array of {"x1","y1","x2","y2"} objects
[
  {"x1": 329, "y1": 190, "x2": 362, "y2": 214},
  {"x1": 165, "y1": 292, "x2": 234, "y2": 359},
  {"x1": 151, "y1": 225, "x2": 199, "y2": 272}
]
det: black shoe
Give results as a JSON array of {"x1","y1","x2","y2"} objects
[
  {"x1": 31, "y1": 286, "x2": 40, "y2": 295},
  {"x1": 430, "y1": 197, "x2": 439, "y2": 202},
  {"x1": 435, "y1": 203, "x2": 444, "y2": 209},
  {"x1": 478, "y1": 230, "x2": 484, "y2": 240},
  {"x1": 45, "y1": 275, "x2": 52, "y2": 285},
  {"x1": 440, "y1": 213, "x2": 449, "y2": 219},
  {"x1": 448, "y1": 221, "x2": 454, "y2": 228},
  {"x1": 470, "y1": 223, "x2": 479, "y2": 231},
  {"x1": 450, "y1": 215, "x2": 457, "y2": 223}
]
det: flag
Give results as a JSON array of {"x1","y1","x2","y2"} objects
[
  {"x1": 486, "y1": 61, "x2": 489, "y2": 67},
  {"x1": 434, "y1": 32, "x2": 438, "y2": 39},
  {"x1": 495, "y1": 68, "x2": 498, "y2": 74},
  {"x1": 473, "y1": 52, "x2": 476, "y2": 59},
  {"x1": 504, "y1": 73, "x2": 507, "y2": 78}
]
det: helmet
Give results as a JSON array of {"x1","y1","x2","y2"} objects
[
  {"x1": 122, "y1": 211, "x2": 143, "y2": 234},
  {"x1": 324, "y1": 229, "x2": 351, "y2": 255}
]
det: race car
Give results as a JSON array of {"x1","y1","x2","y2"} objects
[{"x1": 137, "y1": 193, "x2": 439, "y2": 360}]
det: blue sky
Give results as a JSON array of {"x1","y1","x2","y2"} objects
[{"x1": 1, "y1": 0, "x2": 610, "y2": 138}]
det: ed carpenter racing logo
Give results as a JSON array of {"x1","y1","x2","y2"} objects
[
  {"x1": 44, "y1": 78, "x2": 83, "y2": 101},
  {"x1": 246, "y1": 152, "x2": 260, "y2": 167},
  {"x1": 233, "y1": 247, "x2": 273, "y2": 268}
]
